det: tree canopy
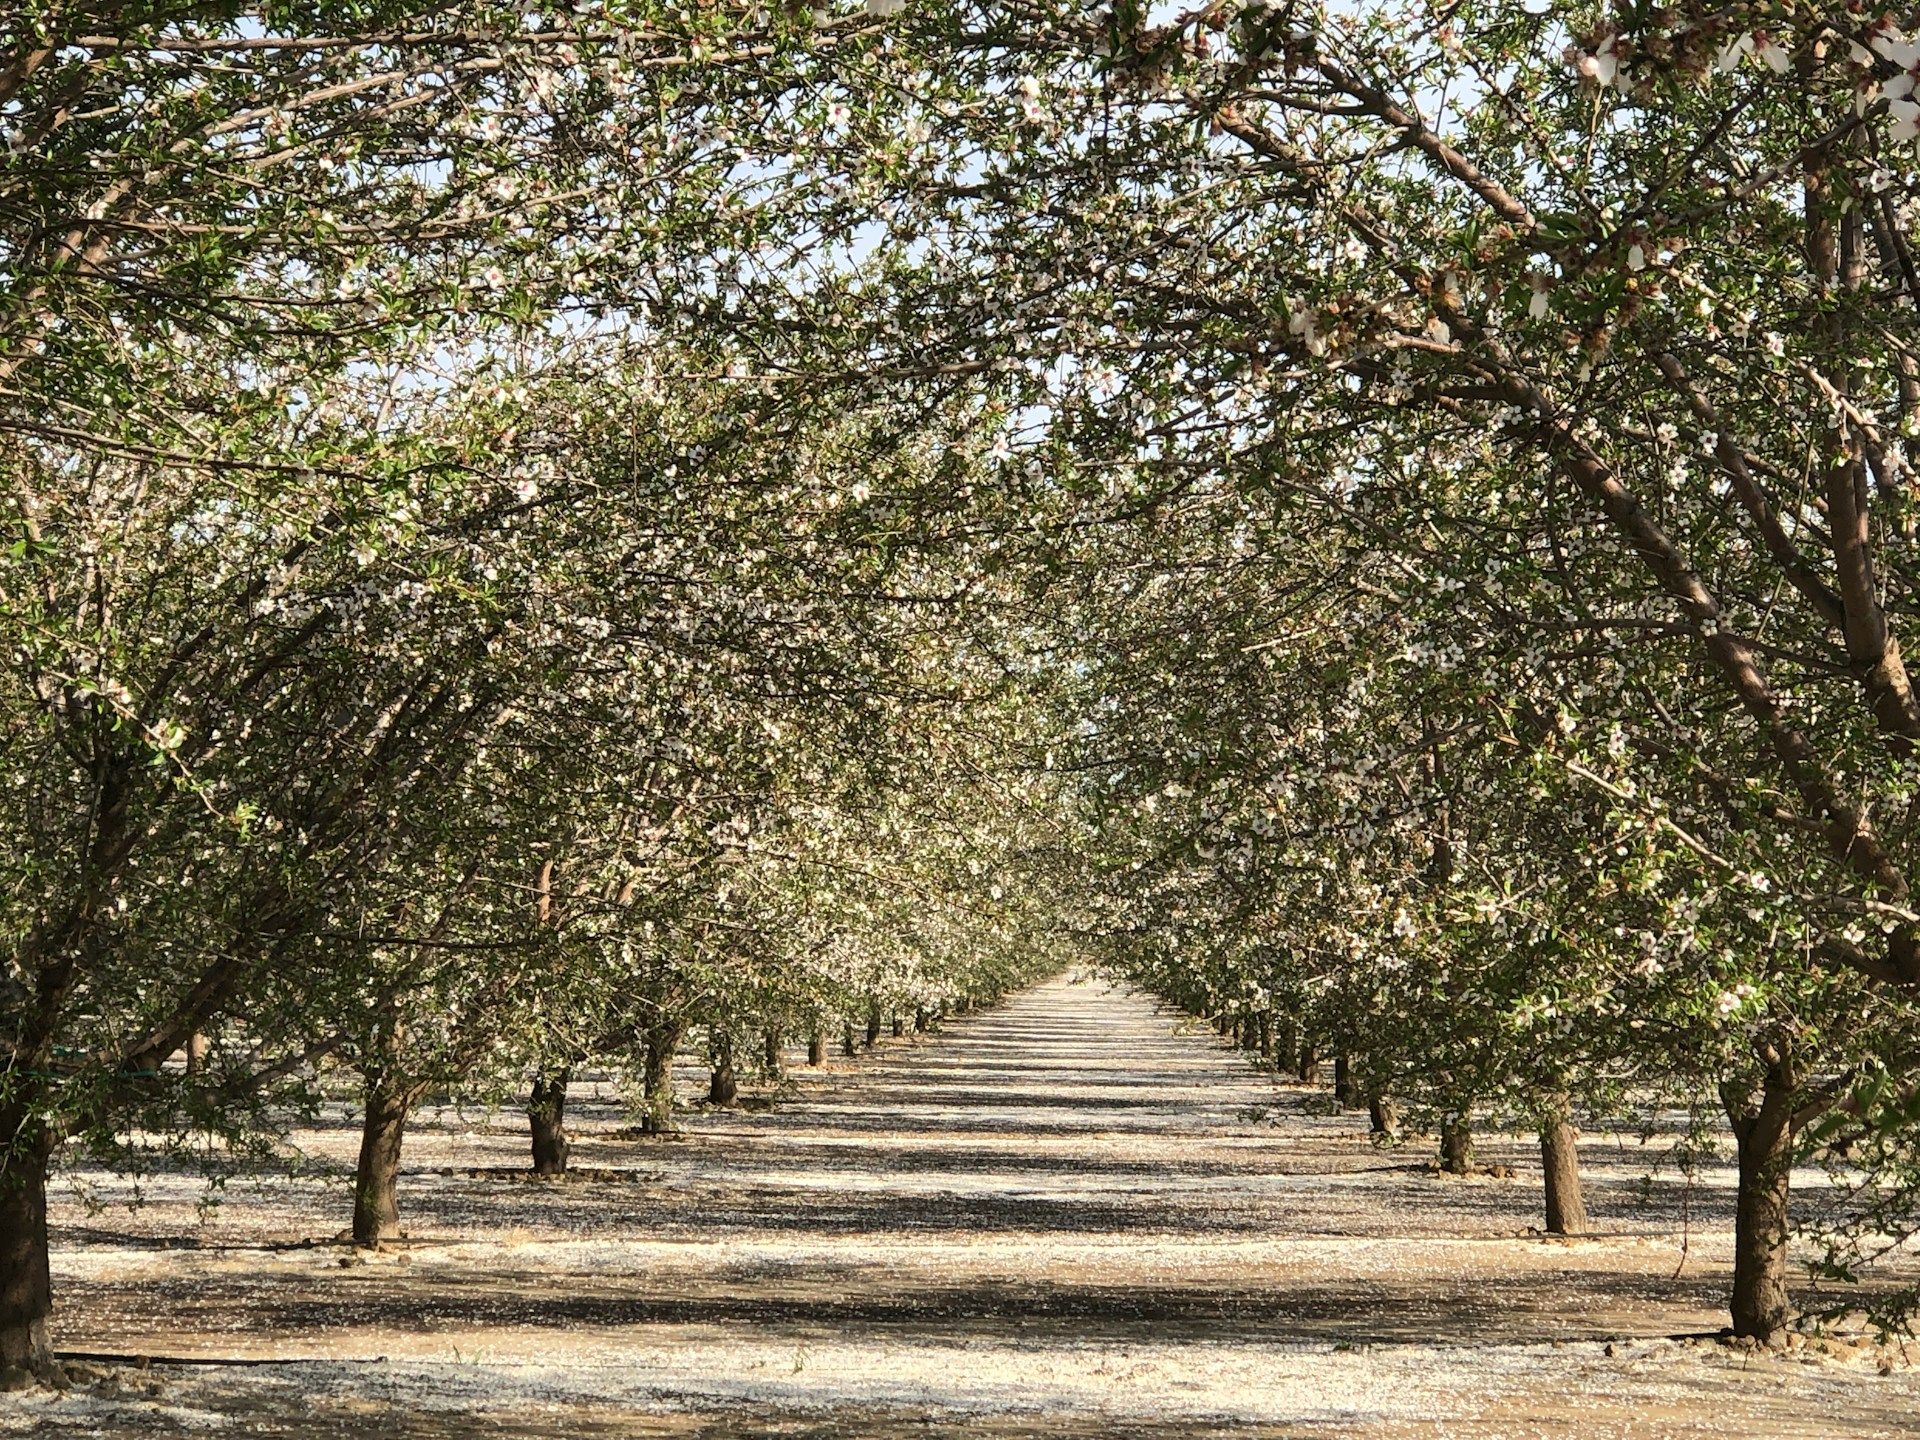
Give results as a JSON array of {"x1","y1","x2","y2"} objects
[{"x1": 10, "y1": 0, "x2": 1920, "y2": 1380}]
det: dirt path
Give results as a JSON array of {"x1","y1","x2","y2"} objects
[{"x1": 9, "y1": 975, "x2": 1919, "y2": 1436}]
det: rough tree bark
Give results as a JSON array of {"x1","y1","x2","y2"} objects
[
  {"x1": 762, "y1": 1027, "x2": 783, "y2": 1080},
  {"x1": 529, "y1": 1068, "x2": 570, "y2": 1177},
  {"x1": 1334, "y1": 1054, "x2": 1362, "y2": 1108},
  {"x1": 1538, "y1": 1092, "x2": 1588, "y2": 1236},
  {"x1": 1439, "y1": 1114, "x2": 1474, "y2": 1176},
  {"x1": 865, "y1": 996, "x2": 882, "y2": 1047},
  {"x1": 0, "y1": 1135, "x2": 57, "y2": 1388},
  {"x1": 914, "y1": 1006, "x2": 930, "y2": 1032},
  {"x1": 1368, "y1": 1086, "x2": 1398, "y2": 1142},
  {"x1": 708, "y1": 1029, "x2": 738, "y2": 1106},
  {"x1": 1723, "y1": 1062, "x2": 1798, "y2": 1344},
  {"x1": 1297, "y1": 1045, "x2": 1320, "y2": 1086},
  {"x1": 640, "y1": 1019, "x2": 682, "y2": 1135},
  {"x1": 841, "y1": 1024, "x2": 857, "y2": 1058},
  {"x1": 808, "y1": 1030, "x2": 825, "y2": 1066},
  {"x1": 1257, "y1": 1011, "x2": 1274, "y2": 1059},
  {"x1": 891, "y1": 1013, "x2": 905, "y2": 1038},
  {"x1": 352, "y1": 1072, "x2": 419, "y2": 1246}
]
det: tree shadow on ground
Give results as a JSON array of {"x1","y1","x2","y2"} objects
[{"x1": 60, "y1": 1263, "x2": 1744, "y2": 1348}]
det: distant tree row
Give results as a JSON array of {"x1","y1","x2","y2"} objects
[
  {"x1": 0, "y1": 0, "x2": 1071, "y2": 1383},
  {"x1": 14, "y1": 0, "x2": 1920, "y2": 1380}
]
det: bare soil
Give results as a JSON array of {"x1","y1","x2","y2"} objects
[{"x1": 8, "y1": 976, "x2": 1918, "y2": 1437}]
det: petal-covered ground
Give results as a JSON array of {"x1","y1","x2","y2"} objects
[{"x1": 9, "y1": 975, "x2": 1918, "y2": 1437}]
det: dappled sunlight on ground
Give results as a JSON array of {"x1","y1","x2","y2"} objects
[{"x1": 10, "y1": 977, "x2": 1919, "y2": 1437}]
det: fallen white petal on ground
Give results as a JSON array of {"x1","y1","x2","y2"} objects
[{"x1": 11, "y1": 975, "x2": 1920, "y2": 1438}]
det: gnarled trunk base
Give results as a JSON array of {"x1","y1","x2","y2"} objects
[
  {"x1": 1368, "y1": 1088, "x2": 1398, "y2": 1142},
  {"x1": 1726, "y1": 1069, "x2": 1796, "y2": 1343},
  {"x1": 529, "y1": 1069, "x2": 570, "y2": 1176},
  {"x1": 1334, "y1": 1053, "x2": 1361, "y2": 1108},
  {"x1": 0, "y1": 1145, "x2": 58, "y2": 1388},
  {"x1": 353, "y1": 1079, "x2": 414, "y2": 1246},
  {"x1": 708, "y1": 1029, "x2": 738, "y2": 1107},
  {"x1": 1540, "y1": 1099, "x2": 1588, "y2": 1236},
  {"x1": 641, "y1": 1020, "x2": 682, "y2": 1135}
]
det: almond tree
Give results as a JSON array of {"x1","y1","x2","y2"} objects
[
  {"x1": 0, "y1": 0, "x2": 928, "y2": 1381},
  {"x1": 755, "y1": 0, "x2": 1920, "y2": 1343}
]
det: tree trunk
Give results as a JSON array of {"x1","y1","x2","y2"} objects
[
  {"x1": 1439, "y1": 1114, "x2": 1473, "y2": 1175},
  {"x1": 0, "y1": 1140, "x2": 57, "y2": 1387},
  {"x1": 841, "y1": 1024, "x2": 857, "y2": 1058},
  {"x1": 891, "y1": 1013, "x2": 905, "y2": 1038},
  {"x1": 808, "y1": 1030, "x2": 825, "y2": 1066},
  {"x1": 865, "y1": 996, "x2": 882, "y2": 1047},
  {"x1": 1297, "y1": 1044, "x2": 1320, "y2": 1085},
  {"x1": 529, "y1": 1069, "x2": 570, "y2": 1177},
  {"x1": 1539, "y1": 1094, "x2": 1588, "y2": 1236},
  {"x1": 762, "y1": 1026, "x2": 783, "y2": 1080},
  {"x1": 1368, "y1": 1086, "x2": 1398, "y2": 1141},
  {"x1": 184, "y1": 1031, "x2": 209, "y2": 1077},
  {"x1": 708, "y1": 1029, "x2": 738, "y2": 1106},
  {"x1": 914, "y1": 1006, "x2": 930, "y2": 1032},
  {"x1": 1257, "y1": 1011, "x2": 1274, "y2": 1058},
  {"x1": 1724, "y1": 1066, "x2": 1797, "y2": 1344},
  {"x1": 641, "y1": 1019, "x2": 681, "y2": 1135},
  {"x1": 352, "y1": 1075, "x2": 414, "y2": 1246},
  {"x1": 1334, "y1": 1053, "x2": 1361, "y2": 1108}
]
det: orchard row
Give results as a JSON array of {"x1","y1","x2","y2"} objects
[{"x1": 10, "y1": 0, "x2": 1920, "y2": 1381}]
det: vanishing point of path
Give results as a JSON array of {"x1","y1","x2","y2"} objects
[{"x1": 11, "y1": 974, "x2": 1920, "y2": 1437}]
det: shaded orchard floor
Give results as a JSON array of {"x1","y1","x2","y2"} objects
[{"x1": 9, "y1": 975, "x2": 1920, "y2": 1438}]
